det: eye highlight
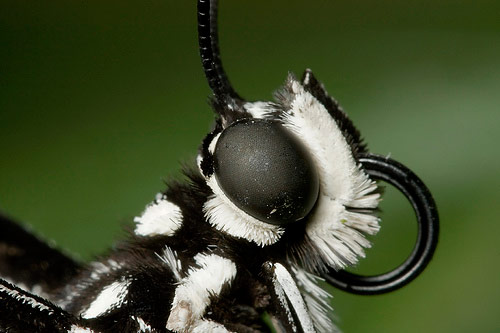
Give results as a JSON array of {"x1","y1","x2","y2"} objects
[{"x1": 213, "y1": 118, "x2": 319, "y2": 226}]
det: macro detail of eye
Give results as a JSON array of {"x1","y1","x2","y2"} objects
[{"x1": 213, "y1": 118, "x2": 319, "y2": 225}]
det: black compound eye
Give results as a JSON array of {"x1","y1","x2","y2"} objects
[{"x1": 213, "y1": 119, "x2": 319, "y2": 226}]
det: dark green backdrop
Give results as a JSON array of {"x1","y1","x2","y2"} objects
[{"x1": 1, "y1": 1, "x2": 499, "y2": 332}]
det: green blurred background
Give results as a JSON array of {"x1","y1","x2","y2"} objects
[{"x1": 1, "y1": 0, "x2": 499, "y2": 332}]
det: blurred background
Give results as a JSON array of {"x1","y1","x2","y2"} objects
[{"x1": 1, "y1": 0, "x2": 499, "y2": 332}]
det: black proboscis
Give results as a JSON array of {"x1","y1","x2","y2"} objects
[{"x1": 322, "y1": 153, "x2": 439, "y2": 295}]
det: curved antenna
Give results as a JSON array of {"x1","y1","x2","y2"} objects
[
  {"x1": 322, "y1": 153, "x2": 439, "y2": 295},
  {"x1": 197, "y1": 0, "x2": 241, "y2": 106}
]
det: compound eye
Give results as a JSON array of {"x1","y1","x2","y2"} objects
[{"x1": 213, "y1": 119, "x2": 319, "y2": 226}]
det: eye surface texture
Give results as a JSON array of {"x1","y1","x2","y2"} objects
[{"x1": 213, "y1": 118, "x2": 319, "y2": 225}]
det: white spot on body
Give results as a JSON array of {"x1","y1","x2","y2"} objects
[
  {"x1": 81, "y1": 279, "x2": 130, "y2": 319},
  {"x1": 166, "y1": 253, "x2": 237, "y2": 332},
  {"x1": 58, "y1": 258, "x2": 124, "y2": 310},
  {"x1": 134, "y1": 196, "x2": 183, "y2": 237}
]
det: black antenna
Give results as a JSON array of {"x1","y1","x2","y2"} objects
[
  {"x1": 322, "y1": 154, "x2": 439, "y2": 295},
  {"x1": 197, "y1": 0, "x2": 241, "y2": 107}
]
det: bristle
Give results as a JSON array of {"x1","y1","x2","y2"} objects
[
  {"x1": 276, "y1": 76, "x2": 381, "y2": 270},
  {"x1": 203, "y1": 176, "x2": 284, "y2": 247}
]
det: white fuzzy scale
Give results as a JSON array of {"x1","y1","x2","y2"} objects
[
  {"x1": 81, "y1": 279, "x2": 131, "y2": 319},
  {"x1": 166, "y1": 253, "x2": 237, "y2": 332},
  {"x1": 273, "y1": 263, "x2": 316, "y2": 333},
  {"x1": 280, "y1": 77, "x2": 380, "y2": 270},
  {"x1": 204, "y1": 176, "x2": 284, "y2": 247},
  {"x1": 0, "y1": 283, "x2": 52, "y2": 313},
  {"x1": 156, "y1": 245, "x2": 183, "y2": 282},
  {"x1": 134, "y1": 193, "x2": 183, "y2": 237},
  {"x1": 292, "y1": 265, "x2": 337, "y2": 333}
]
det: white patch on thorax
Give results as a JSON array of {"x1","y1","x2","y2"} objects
[
  {"x1": 166, "y1": 253, "x2": 237, "y2": 331},
  {"x1": 134, "y1": 194, "x2": 183, "y2": 237},
  {"x1": 81, "y1": 279, "x2": 130, "y2": 319}
]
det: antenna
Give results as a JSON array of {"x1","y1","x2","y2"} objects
[{"x1": 197, "y1": 0, "x2": 242, "y2": 108}]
